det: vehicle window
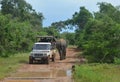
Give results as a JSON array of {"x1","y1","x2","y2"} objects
[{"x1": 33, "y1": 44, "x2": 51, "y2": 50}]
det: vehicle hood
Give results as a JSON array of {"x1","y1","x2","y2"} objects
[{"x1": 31, "y1": 50, "x2": 50, "y2": 54}]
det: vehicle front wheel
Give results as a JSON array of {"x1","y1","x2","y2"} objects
[
  {"x1": 29, "y1": 56, "x2": 33, "y2": 64},
  {"x1": 46, "y1": 56, "x2": 50, "y2": 64}
]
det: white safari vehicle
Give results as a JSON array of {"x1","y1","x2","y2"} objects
[{"x1": 29, "y1": 42, "x2": 56, "y2": 64}]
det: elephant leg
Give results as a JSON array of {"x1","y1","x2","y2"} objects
[
  {"x1": 62, "y1": 51, "x2": 65, "y2": 60},
  {"x1": 64, "y1": 49, "x2": 66, "y2": 59},
  {"x1": 62, "y1": 51, "x2": 64, "y2": 60},
  {"x1": 62, "y1": 51, "x2": 65, "y2": 59},
  {"x1": 63, "y1": 53, "x2": 66, "y2": 59},
  {"x1": 59, "y1": 50, "x2": 62, "y2": 60},
  {"x1": 61, "y1": 48, "x2": 65, "y2": 60},
  {"x1": 63, "y1": 48, "x2": 66, "y2": 59},
  {"x1": 62, "y1": 48, "x2": 66, "y2": 59}
]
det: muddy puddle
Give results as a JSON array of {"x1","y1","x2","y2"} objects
[{"x1": 8, "y1": 69, "x2": 72, "y2": 80}]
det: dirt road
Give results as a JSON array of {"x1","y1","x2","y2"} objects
[{"x1": 2, "y1": 48, "x2": 80, "y2": 82}]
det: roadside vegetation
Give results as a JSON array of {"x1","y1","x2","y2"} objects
[
  {"x1": 73, "y1": 64, "x2": 120, "y2": 82},
  {"x1": 0, "y1": 53, "x2": 29, "y2": 79}
]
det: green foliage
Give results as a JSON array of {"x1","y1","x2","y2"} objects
[
  {"x1": 114, "y1": 57, "x2": 120, "y2": 64},
  {"x1": 72, "y1": 7, "x2": 93, "y2": 29},
  {"x1": 73, "y1": 64, "x2": 120, "y2": 82},
  {"x1": 97, "y1": 2, "x2": 120, "y2": 23},
  {"x1": 74, "y1": 2, "x2": 120, "y2": 63},
  {"x1": 1, "y1": 0, "x2": 33, "y2": 17},
  {"x1": 43, "y1": 26, "x2": 60, "y2": 37},
  {"x1": 0, "y1": 0, "x2": 44, "y2": 57},
  {"x1": 61, "y1": 32, "x2": 75, "y2": 45},
  {"x1": 73, "y1": 7, "x2": 93, "y2": 46},
  {"x1": 51, "y1": 21, "x2": 66, "y2": 32},
  {"x1": 0, "y1": 13, "x2": 37, "y2": 57},
  {"x1": 80, "y1": 17, "x2": 120, "y2": 63},
  {"x1": 0, "y1": 0, "x2": 43, "y2": 28}
]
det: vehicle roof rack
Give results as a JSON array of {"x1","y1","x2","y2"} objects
[{"x1": 36, "y1": 36, "x2": 56, "y2": 42}]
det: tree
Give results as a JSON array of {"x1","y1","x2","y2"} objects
[
  {"x1": 72, "y1": 7, "x2": 93, "y2": 30},
  {"x1": 82, "y1": 17, "x2": 120, "y2": 63},
  {"x1": 97, "y1": 2, "x2": 120, "y2": 23},
  {"x1": 0, "y1": 0, "x2": 44, "y2": 57},
  {"x1": 61, "y1": 32, "x2": 75, "y2": 45},
  {"x1": 0, "y1": 13, "x2": 37, "y2": 57},
  {"x1": 51, "y1": 21, "x2": 66, "y2": 32},
  {"x1": 72, "y1": 7, "x2": 93, "y2": 46},
  {"x1": 43, "y1": 26, "x2": 60, "y2": 37},
  {"x1": 0, "y1": 0, "x2": 44, "y2": 28},
  {"x1": 1, "y1": 0, "x2": 33, "y2": 17},
  {"x1": 69, "y1": 2, "x2": 120, "y2": 63},
  {"x1": 75, "y1": 3, "x2": 120, "y2": 63}
]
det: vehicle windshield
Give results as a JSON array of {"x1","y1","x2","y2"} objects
[{"x1": 33, "y1": 44, "x2": 51, "y2": 50}]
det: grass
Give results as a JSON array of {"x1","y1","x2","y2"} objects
[
  {"x1": 0, "y1": 53, "x2": 29, "y2": 80},
  {"x1": 73, "y1": 63, "x2": 120, "y2": 82}
]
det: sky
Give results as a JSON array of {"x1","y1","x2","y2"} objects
[{"x1": 25, "y1": 0, "x2": 120, "y2": 32}]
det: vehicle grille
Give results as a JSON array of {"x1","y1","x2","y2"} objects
[{"x1": 34, "y1": 54, "x2": 43, "y2": 57}]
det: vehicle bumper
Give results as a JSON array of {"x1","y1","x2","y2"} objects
[{"x1": 29, "y1": 56, "x2": 48, "y2": 61}]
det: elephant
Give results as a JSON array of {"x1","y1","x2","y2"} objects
[{"x1": 56, "y1": 39, "x2": 67, "y2": 60}]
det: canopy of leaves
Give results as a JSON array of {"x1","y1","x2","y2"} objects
[
  {"x1": 61, "y1": 32, "x2": 75, "y2": 45},
  {"x1": 0, "y1": 0, "x2": 44, "y2": 57},
  {"x1": 76, "y1": 2, "x2": 120, "y2": 63}
]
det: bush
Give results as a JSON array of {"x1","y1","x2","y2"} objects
[
  {"x1": 78, "y1": 18, "x2": 120, "y2": 63},
  {"x1": 73, "y1": 64, "x2": 120, "y2": 82},
  {"x1": 114, "y1": 57, "x2": 120, "y2": 64}
]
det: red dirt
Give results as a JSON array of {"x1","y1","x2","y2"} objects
[{"x1": 1, "y1": 48, "x2": 80, "y2": 82}]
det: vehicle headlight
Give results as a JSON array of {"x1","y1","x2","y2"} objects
[{"x1": 30, "y1": 52, "x2": 34, "y2": 56}]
